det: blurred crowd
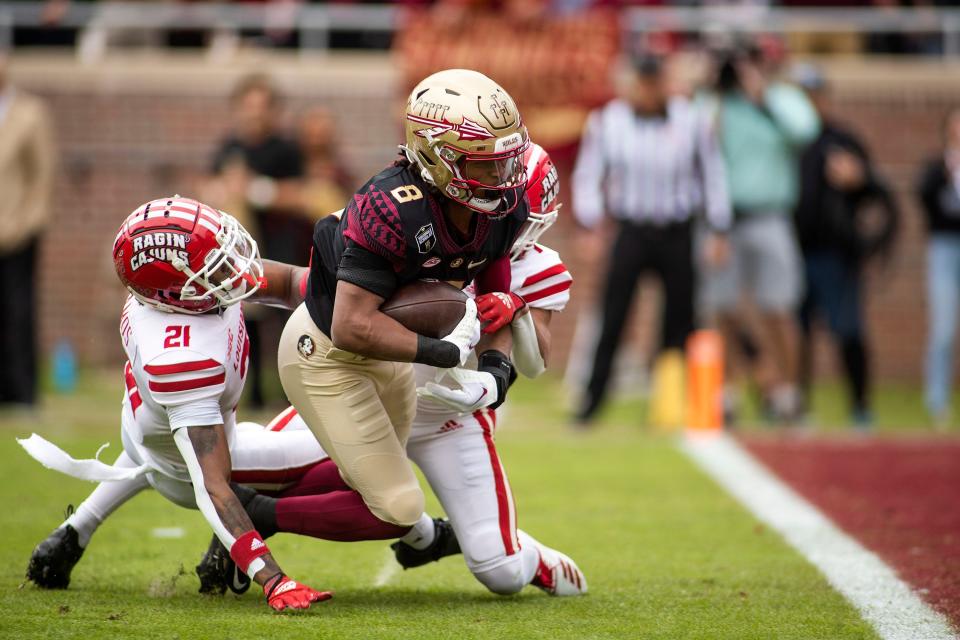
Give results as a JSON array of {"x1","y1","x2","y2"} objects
[
  {"x1": 8, "y1": 0, "x2": 959, "y2": 57},
  {"x1": 567, "y1": 34, "x2": 960, "y2": 430}
]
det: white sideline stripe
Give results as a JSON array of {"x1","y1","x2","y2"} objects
[
  {"x1": 680, "y1": 434, "x2": 958, "y2": 640},
  {"x1": 150, "y1": 526, "x2": 186, "y2": 539}
]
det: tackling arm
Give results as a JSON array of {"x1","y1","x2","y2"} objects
[
  {"x1": 512, "y1": 308, "x2": 553, "y2": 378},
  {"x1": 250, "y1": 259, "x2": 309, "y2": 310},
  {"x1": 172, "y1": 424, "x2": 282, "y2": 585}
]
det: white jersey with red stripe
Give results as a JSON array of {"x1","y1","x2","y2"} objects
[
  {"x1": 412, "y1": 242, "x2": 571, "y2": 433},
  {"x1": 118, "y1": 295, "x2": 250, "y2": 482}
]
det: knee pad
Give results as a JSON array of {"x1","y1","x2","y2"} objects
[
  {"x1": 461, "y1": 523, "x2": 509, "y2": 568},
  {"x1": 378, "y1": 485, "x2": 424, "y2": 527},
  {"x1": 472, "y1": 556, "x2": 527, "y2": 596}
]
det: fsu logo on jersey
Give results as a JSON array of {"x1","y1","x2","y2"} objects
[{"x1": 129, "y1": 232, "x2": 190, "y2": 272}]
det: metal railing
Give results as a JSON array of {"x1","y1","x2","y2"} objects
[{"x1": 2, "y1": 3, "x2": 960, "y2": 58}]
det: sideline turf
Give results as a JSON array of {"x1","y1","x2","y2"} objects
[{"x1": 1, "y1": 371, "x2": 878, "y2": 639}]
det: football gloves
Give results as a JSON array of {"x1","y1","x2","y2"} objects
[
  {"x1": 418, "y1": 366, "x2": 498, "y2": 413},
  {"x1": 418, "y1": 350, "x2": 514, "y2": 412},
  {"x1": 440, "y1": 298, "x2": 481, "y2": 366},
  {"x1": 476, "y1": 292, "x2": 526, "y2": 335},
  {"x1": 263, "y1": 573, "x2": 332, "y2": 612}
]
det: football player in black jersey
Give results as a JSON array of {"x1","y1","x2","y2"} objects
[{"x1": 276, "y1": 69, "x2": 531, "y2": 545}]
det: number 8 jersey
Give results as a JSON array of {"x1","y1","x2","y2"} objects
[{"x1": 118, "y1": 295, "x2": 250, "y2": 482}]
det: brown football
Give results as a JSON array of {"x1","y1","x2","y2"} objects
[{"x1": 380, "y1": 279, "x2": 468, "y2": 339}]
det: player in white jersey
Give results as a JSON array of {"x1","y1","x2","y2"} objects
[
  {"x1": 22, "y1": 196, "x2": 332, "y2": 612},
  {"x1": 393, "y1": 143, "x2": 586, "y2": 596}
]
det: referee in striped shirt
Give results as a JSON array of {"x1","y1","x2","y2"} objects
[{"x1": 572, "y1": 53, "x2": 731, "y2": 424}]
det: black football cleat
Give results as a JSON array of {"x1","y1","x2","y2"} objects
[
  {"x1": 196, "y1": 533, "x2": 250, "y2": 595},
  {"x1": 26, "y1": 524, "x2": 85, "y2": 589},
  {"x1": 391, "y1": 518, "x2": 461, "y2": 569}
]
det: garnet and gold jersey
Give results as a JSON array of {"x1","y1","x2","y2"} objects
[{"x1": 305, "y1": 161, "x2": 529, "y2": 336}]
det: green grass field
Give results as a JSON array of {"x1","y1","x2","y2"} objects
[{"x1": 3, "y1": 370, "x2": 937, "y2": 639}]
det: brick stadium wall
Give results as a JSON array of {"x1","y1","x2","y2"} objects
[{"x1": 7, "y1": 54, "x2": 958, "y2": 382}]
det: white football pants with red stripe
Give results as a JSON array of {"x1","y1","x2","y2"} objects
[
  {"x1": 60, "y1": 417, "x2": 328, "y2": 544},
  {"x1": 407, "y1": 408, "x2": 540, "y2": 595}
]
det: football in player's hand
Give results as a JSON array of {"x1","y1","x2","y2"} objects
[{"x1": 380, "y1": 280, "x2": 468, "y2": 339}]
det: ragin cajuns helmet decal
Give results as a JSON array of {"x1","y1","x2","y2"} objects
[
  {"x1": 113, "y1": 197, "x2": 264, "y2": 314},
  {"x1": 128, "y1": 231, "x2": 191, "y2": 272}
]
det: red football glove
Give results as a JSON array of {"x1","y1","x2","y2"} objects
[
  {"x1": 263, "y1": 573, "x2": 333, "y2": 612},
  {"x1": 476, "y1": 292, "x2": 526, "y2": 335}
]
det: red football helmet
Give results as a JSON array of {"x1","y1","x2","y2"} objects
[
  {"x1": 512, "y1": 142, "x2": 560, "y2": 260},
  {"x1": 112, "y1": 196, "x2": 264, "y2": 314}
]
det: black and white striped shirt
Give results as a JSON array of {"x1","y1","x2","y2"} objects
[{"x1": 572, "y1": 96, "x2": 731, "y2": 231}]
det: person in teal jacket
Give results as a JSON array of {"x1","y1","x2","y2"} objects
[{"x1": 699, "y1": 42, "x2": 820, "y2": 423}]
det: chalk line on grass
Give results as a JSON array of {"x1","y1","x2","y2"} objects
[{"x1": 680, "y1": 434, "x2": 957, "y2": 640}]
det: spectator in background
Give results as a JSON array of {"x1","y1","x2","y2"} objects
[
  {"x1": 0, "y1": 53, "x2": 56, "y2": 408},
  {"x1": 917, "y1": 107, "x2": 960, "y2": 429},
  {"x1": 207, "y1": 73, "x2": 306, "y2": 408},
  {"x1": 700, "y1": 40, "x2": 819, "y2": 423},
  {"x1": 571, "y1": 52, "x2": 731, "y2": 425},
  {"x1": 298, "y1": 106, "x2": 354, "y2": 219},
  {"x1": 793, "y1": 64, "x2": 899, "y2": 428}
]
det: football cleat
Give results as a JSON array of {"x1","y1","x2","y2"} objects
[
  {"x1": 391, "y1": 518, "x2": 461, "y2": 569},
  {"x1": 520, "y1": 531, "x2": 588, "y2": 597},
  {"x1": 196, "y1": 533, "x2": 250, "y2": 595},
  {"x1": 26, "y1": 523, "x2": 85, "y2": 589}
]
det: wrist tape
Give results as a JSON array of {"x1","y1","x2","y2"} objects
[
  {"x1": 230, "y1": 530, "x2": 270, "y2": 579},
  {"x1": 414, "y1": 335, "x2": 460, "y2": 368}
]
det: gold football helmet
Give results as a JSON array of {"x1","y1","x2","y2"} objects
[{"x1": 403, "y1": 69, "x2": 529, "y2": 217}]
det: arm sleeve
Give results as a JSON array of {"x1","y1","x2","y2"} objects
[
  {"x1": 572, "y1": 109, "x2": 607, "y2": 229},
  {"x1": 336, "y1": 241, "x2": 399, "y2": 300},
  {"x1": 694, "y1": 107, "x2": 732, "y2": 232},
  {"x1": 763, "y1": 84, "x2": 821, "y2": 147},
  {"x1": 172, "y1": 428, "x2": 239, "y2": 554},
  {"x1": 511, "y1": 311, "x2": 545, "y2": 379}
]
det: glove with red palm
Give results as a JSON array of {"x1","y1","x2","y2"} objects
[
  {"x1": 263, "y1": 573, "x2": 333, "y2": 612},
  {"x1": 476, "y1": 292, "x2": 526, "y2": 335}
]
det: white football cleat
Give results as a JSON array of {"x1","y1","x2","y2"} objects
[{"x1": 519, "y1": 531, "x2": 587, "y2": 596}]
